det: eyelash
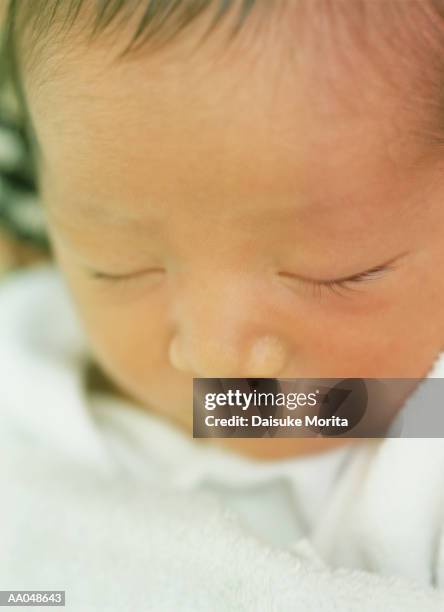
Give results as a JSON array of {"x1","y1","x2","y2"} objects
[
  {"x1": 91, "y1": 262, "x2": 394, "y2": 299},
  {"x1": 90, "y1": 268, "x2": 164, "y2": 283},
  {"x1": 297, "y1": 264, "x2": 392, "y2": 298}
]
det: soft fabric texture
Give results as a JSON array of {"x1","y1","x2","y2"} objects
[{"x1": 0, "y1": 264, "x2": 443, "y2": 611}]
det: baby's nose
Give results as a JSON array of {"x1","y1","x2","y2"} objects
[
  {"x1": 169, "y1": 329, "x2": 288, "y2": 378},
  {"x1": 167, "y1": 270, "x2": 290, "y2": 378}
]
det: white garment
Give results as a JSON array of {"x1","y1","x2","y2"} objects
[{"x1": 0, "y1": 264, "x2": 443, "y2": 611}]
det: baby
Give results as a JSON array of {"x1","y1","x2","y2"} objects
[{"x1": 1, "y1": 0, "x2": 444, "y2": 610}]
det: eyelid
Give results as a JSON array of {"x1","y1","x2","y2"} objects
[
  {"x1": 278, "y1": 252, "x2": 408, "y2": 287},
  {"x1": 89, "y1": 267, "x2": 165, "y2": 281}
]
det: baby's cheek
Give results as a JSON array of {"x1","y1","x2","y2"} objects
[
  {"x1": 76, "y1": 298, "x2": 196, "y2": 417},
  {"x1": 80, "y1": 297, "x2": 167, "y2": 376},
  {"x1": 279, "y1": 290, "x2": 442, "y2": 379},
  {"x1": 53, "y1": 262, "x2": 169, "y2": 384}
]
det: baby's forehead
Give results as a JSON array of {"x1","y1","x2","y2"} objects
[
  {"x1": 10, "y1": 1, "x2": 443, "y2": 129},
  {"x1": 7, "y1": 0, "x2": 444, "y2": 183},
  {"x1": 27, "y1": 19, "x2": 429, "y2": 242},
  {"x1": 16, "y1": 5, "x2": 443, "y2": 279}
]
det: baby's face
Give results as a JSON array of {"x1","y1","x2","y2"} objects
[{"x1": 22, "y1": 7, "x2": 444, "y2": 452}]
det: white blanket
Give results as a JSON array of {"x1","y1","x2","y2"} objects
[{"x1": 0, "y1": 264, "x2": 443, "y2": 611}]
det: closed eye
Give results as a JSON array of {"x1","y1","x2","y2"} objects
[
  {"x1": 89, "y1": 267, "x2": 165, "y2": 282},
  {"x1": 279, "y1": 252, "x2": 408, "y2": 298}
]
